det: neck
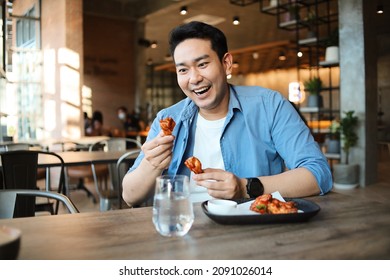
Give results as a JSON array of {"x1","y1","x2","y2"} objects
[{"x1": 199, "y1": 86, "x2": 230, "y2": 120}]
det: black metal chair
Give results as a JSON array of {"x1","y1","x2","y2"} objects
[
  {"x1": 89, "y1": 138, "x2": 141, "y2": 211},
  {"x1": 0, "y1": 189, "x2": 79, "y2": 219},
  {"x1": 115, "y1": 149, "x2": 142, "y2": 209},
  {"x1": 0, "y1": 150, "x2": 66, "y2": 217}
]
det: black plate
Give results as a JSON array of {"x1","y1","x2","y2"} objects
[{"x1": 201, "y1": 198, "x2": 320, "y2": 225}]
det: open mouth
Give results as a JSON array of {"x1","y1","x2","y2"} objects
[{"x1": 193, "y1": 86, "x2": 211, "y2": 96}]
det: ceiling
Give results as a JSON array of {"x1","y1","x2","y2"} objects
[
  {"x1": 86, "y1": 0, "x2": 307, "y2": 74},
  {"x1": 143, "y1": 0, "x2": 303, "y2": 74}
]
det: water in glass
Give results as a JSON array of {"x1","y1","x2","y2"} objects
[{"x1": 153, "y1": 175, "x2": 194, "y2": 237}]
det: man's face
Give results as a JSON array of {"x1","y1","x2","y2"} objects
[{"x1": 173, "y1": 38, "x2": 232, "y2": 119}]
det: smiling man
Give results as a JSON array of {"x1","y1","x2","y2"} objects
[{"x1": 122, "y1": 21, "x2": 332, "y2": 207}]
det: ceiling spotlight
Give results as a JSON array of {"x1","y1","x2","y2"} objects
[
  {"x1": 164, "y1": 54, "x2": 173, "y2": 62},
  {"x1": 297, "y1": 51, "x2": 303, "y2": 58},
  {"x1": 180, "y1": 6, "x2": 187, "y2": 15},
  {"x1": 150, "y1": 41, "x2": 158, "y2": 49},
  {"x1": 377, "y1": 4, "x2": 384, "y2": 14},
  {"x1": 252, "y1": 52, "x2": 259, "y2": 59},
  {"x1": 278, "y1": 51, "x2": 286, "y2": 61},
  {"x1": 232, "y1": 16, "x2": 240, "y2": 25}
]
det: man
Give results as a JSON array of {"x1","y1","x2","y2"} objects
[{"x1": 122, "y1": 21, "x2": 332, "y2": 206}]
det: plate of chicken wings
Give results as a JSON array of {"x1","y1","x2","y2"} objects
[{"x1": 201, "y1": 194, "x2": 320, "y2": 225}]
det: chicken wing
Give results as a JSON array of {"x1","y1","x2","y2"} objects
[
  {"x1": 184, "y1": 156, "x2": 203, "y2": 174},
  {"x1": 160, "y1": 117, "x2": 176, "y2": 135}
]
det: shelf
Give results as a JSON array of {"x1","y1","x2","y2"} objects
[
  {"x1": 259, "y1": 0, "x2": 340, "y2": 141},
  {"x1": 324, "y1": 153, "x2": 341, "y2": 159},
  {"x1": 260, "y1": 5, "x2": 279, "y2": 16},
  {"x1": 300, "y1": 107, "x2": 340, "y2": 113},
  {"x1": 278, "y1": 19, "x2": 298, "y2": 29},
  {"x1": 300, "y1": 106, "x2": 320, "y2": 113},
  {"x1": 319, "y1": 60, "x2": 339, "y2": 67},
  {"x1": 298, "y1": 36, "x2": 320, "y2": 46}
]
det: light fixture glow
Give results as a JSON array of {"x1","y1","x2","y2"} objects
[
  {"x1": 297, "y1": 51, "x2": 303, "y2": 57},
  {"x1": 180, "y1": 6, "x2": 187, "y2": 15},
  {"x1": 289, "y1": 82, "x2": 305, "y2": 104},
  {"x1": 278, "y1": 51, "x2": 286, "y2": 61},
  {"x1": 150, "y1": 41, "x2": 158, "y2": 49},
  {"x1": 233, "y1": 16, "x2": 240, "y2": 25},
  {"x1": 377, "y1": 4, "x2": 384, "y2": 14}
]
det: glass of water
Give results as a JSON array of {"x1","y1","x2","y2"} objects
[{"x1": 153, "y1": 175, "x2": 194, "y2": 237}]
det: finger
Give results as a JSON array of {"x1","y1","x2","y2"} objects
[
  {"x1": 207, "y1": 188, "x2": 232, "y2": 199},
  {"x1": 193, "y1": 169, "x2": 224, "y2": 181},
  {"x1": 145, "y1": 149, "x2": 172, "y2": 169}
]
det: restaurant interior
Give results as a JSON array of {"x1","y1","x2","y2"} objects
[
  {"x1": 0, "y1": 0, "x2": 390, "y2": 208},
  {"x1": 1, "y1": 1, "x2": 390, "y2": 262}
]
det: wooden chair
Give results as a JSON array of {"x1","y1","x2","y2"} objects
[
  {"x1": 89, "y1": 138, "x2": 141, "y2": 211},
  {"x1": 0, "y1": 189, "x2": 79, "y2": 219},
  {"x1": 0, "y1": 150, "x2": 66, "y2": 217}
]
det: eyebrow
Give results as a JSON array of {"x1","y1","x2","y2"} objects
[{"x1": 175, "y1": 54, "x2": 210, "y2": 67}]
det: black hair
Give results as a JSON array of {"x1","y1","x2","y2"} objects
[
  {"x1": 92, "y1": 110, "x2": 103, "y2": 123},
  {"x1": 168, "y1": 21, "x2": 228, "y2": 62}
]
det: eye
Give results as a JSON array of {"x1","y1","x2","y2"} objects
[
  {"x1": 198, "y1": 61, "x2": 209, "y2": 68},
  {"x1": 177, "y1": 67, "x2": 188, "y2": 74}
]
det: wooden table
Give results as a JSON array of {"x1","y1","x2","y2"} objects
[
  {"x1": 1, "y1": 192, "x2": 389, "y2": 260},
  {"x1": 38, "y1": 150, "x2": 137, "y2": 167}
]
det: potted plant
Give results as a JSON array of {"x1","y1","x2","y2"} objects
[
  {"x1": 304, "y1": 76, "x2": 323, "y2": 108},
  {"x1": 285, "y1": 4, "x2": 300, "y2": 22},
  {"x1": 306, "y1": 10, "x2": 317, "y2": 38},
  {"x1": 327, "y1": 119, "x2": 340, "y2": 154},
  {"x1": 324, "y1": 28, "x2": 339, "y2": 63},
  {"x1": 333, "y1": 111, "x2": 359, "y2": 189}
]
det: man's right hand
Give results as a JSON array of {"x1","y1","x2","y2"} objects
[{"x1": 141, "y1": 130, "x2": 175, "y2": 171}]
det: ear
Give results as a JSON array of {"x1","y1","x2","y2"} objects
[{"x1": 222, "y1": 52, "x2": 233, "y2": 76}]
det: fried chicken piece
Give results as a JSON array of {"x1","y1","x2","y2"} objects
[
  {"x1": 250, "y1": 194, "x2": 272, "y2": 214},
  {"x1": 160, "y1": 117, "x2": 176, "y2": 135},
  {"x1": 267, "y1": 199, "x2": 298, "y2": 214},
  {"x1": 250, "y1": 194, "x2": 298, "y2": 214},
  {"x1": 184, "y1": 156, "x2": 203, "y2": 174}
]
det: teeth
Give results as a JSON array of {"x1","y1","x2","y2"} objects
[{"x1": 193, "y1": 87, "x2": 209, "y2": 95}]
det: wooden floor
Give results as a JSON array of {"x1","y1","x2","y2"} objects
[{"x1": 53, "y1": 146, "x2": 390, "y2": 214}]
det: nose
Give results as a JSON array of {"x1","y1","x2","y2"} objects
[{"x1": 189, "y1": 69, "x2": 202, "y2": 84}]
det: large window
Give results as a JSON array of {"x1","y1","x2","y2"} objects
[{"x1": 0, "y1": 0, "x2": 42, "y2": 142}]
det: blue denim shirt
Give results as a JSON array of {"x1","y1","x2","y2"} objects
[{"x1": 129, "y1": 85, "x2": 332, "y2": 195}]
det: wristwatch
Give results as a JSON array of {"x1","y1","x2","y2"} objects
[{"x1": 246, "y1": 177, "x2": 264, "y2": 198}]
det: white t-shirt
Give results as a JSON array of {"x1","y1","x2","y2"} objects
[{"x1": 190, "y1": 113, "x2": 226, "y2": 203}]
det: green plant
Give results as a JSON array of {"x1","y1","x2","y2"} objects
[
  {"x1": 304, "y1": 77, "x2": 322, "y2": 95},
  {"x1": 329, "y1": 119, "x2": 340, "y2": 140},
  {"x1": 339, "y1": 111, "x2": 358, "y2": 164},
  {"x1": 287, "y1": 4, "x2": 300, "y2": 20}
]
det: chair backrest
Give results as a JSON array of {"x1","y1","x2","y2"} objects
[
  {"x1": 0, "y1": 189, "x2": 79, "y2": 219},
  {"x1": 52, "y1": 141, "x2": 89, "y2": 152},
  {"x1": 0, "y1": 143, "x2": 32, "y2": 152},
  {"x1": 90, "y1": 138, "x2": 142, "y2": 188},
  {"x1": 89, "y1": 137, "x2": 142, "y2": 152},
  {"x1": 116, "y1": 149, "x2": 141, "y2": 208},
  {"x1": 0, "y1": 150, "x2": 66, "y2": 217}
]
